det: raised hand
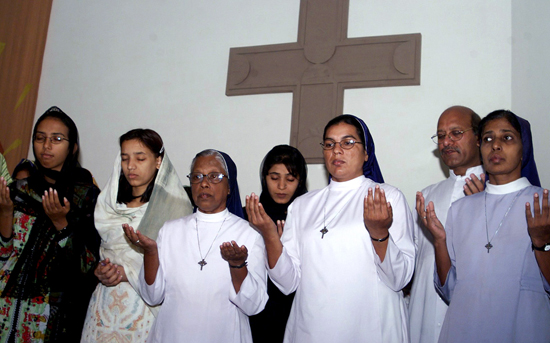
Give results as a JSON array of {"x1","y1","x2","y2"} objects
[
  {"x1": 416, "y1": 191, "x2": 446, "y2": 241},
  {"x1": 245, "y1": 193, "x2": 278, "y2": 239},
  {"x1": 122, "y1": 224, "x2": 157, "y2": 254},
  {"x1": 42, "y1": 188, "x2": 70, "y2": 230},
  {"x1": 0, "y1": 177, "x2": 14, "y2": 238},
  {"x1": 220, "y1": 241, "x2": 248, "y2": 267},
  {"x1": 464, "y1": 173, "x2": 486, "y2": 196},
  {"x1": 246, "y1": 193, "x2": 284, "y2": 269},
  {"x1": 417, "y1": 191, "x2": 452, "y2": 284},
  {"x1": 276, "y1": 220, "x2": 285, "y2": 239},
  {"x1": 363, "y1": 185, "x2": 393, "y2": 239},
  {"x1": 526, "y1": 189, "x2": 550, "y2": 247},
  {"x1": 94, "y1": 258, "x2": 127, "y2": 286},
  {"x1": 0, "y1": 177, "x2": 12, "y2": 214}
]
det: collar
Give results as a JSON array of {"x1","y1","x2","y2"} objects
[
  {"x1": 486, "y1": 177, "x2": 531, "y2": 195},
  {"x1": 450, "y1": 165, "x2": 484, "y2": 180},
  {"x1": 329, "y1": 175, "x2": 366, "y2": 190},
  {"x1": 196, "y1": 208, "x2": 229, "y2": 222}
]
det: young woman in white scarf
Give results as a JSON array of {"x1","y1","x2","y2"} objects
[{"x1": 81, "y1": 129, "x2": 193, "y2": 342}]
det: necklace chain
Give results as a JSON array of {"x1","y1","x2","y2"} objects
[
  {"x1": 484, "y1": 191, "x2": 521, "y2": 253},
  {"x1": 321, "y1": 188, "x2": 355, "y2": 239},
  {"x1": 196, "y1": 217, "x2": 226, "y2": 270}
]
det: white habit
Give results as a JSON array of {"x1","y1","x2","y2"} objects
[
  {"x1": 408, "y1": 165, "x2": 483, "y2": 343},
  {"x1": 140, "y1": 209, "x2": 268, "y2": 343},
  {"x1": 269, "y1": 176, "x2": 415, "y2": 343}
]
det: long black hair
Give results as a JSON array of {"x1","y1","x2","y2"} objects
[
  {"x1": 260, "y1": 144, "x2": 308, "y2": 200},
  {"x1": 117, "y1": 129, "x2": 164, "y2": 204},
  {"x1": 257, "y1": 145, "x2": 308, "y2": 222}
]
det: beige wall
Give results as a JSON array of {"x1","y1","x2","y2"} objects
[{"x1": 33, "y1": 1, "x2": 548, "y2": 207}]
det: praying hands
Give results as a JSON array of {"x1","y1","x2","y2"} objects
[
  {"x1": 245, "y1": 193, "x2": 284, "y2": 239},
  {"x1": 416, "y1": 191, "x2": 451, "y2": 285},
  {"x1": 364, "y1": 185, "x2": 394, "y2": 261},
  {"x1": 245, "y1": 193, "x2": 284, "y2": 269},
  {"x1": 525, "y1": 190, "x2": 550, "y2": 284},
  {"x1": 123, "y1": 224, "x2": 159, "y2": 285},
  {"x1": 526, "y1": 189, "x2": 550, "y2": 282},
  {"x1": 220, "y1": 241, "x2": 248, "y2": 267},
  {"x1": 42, "y1": 188, "x2": 70, "y2": 231},
  {"x1": 415, "y1": 192, "x2": 446, "y2": 241},
  {"x1": 363, "y1": 185, "x2": 393, "y2": 239},
  {"x1": 122, "y1": 224, "x2": 157, "y2": 253},
  {"x1": 0, "y1": 177, "x2": 14, "y2": 238},
  {"x1": 220, "y1": 241, "x2": 249, "y2": 293},
  {"x1": 525, "y1": 189, "x2": 550, "y2": 245}
]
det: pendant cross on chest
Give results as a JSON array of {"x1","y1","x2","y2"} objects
[
  {"x1": 485, "y1": 242, "x2": 493, "y2": 253},
  {"x1": 198, "y1": 259, "x2": 207, "y2": 270},
  {"x1": 320, "y1": 227, "x2": 328, "y2": 239}
]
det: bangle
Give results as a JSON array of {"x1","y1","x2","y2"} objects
[
  {"x1": 370, "y1": 232, "x2": 390, "y2": 242},
  {"x1": 229, "y1": 261, "x2": 248, "y2": 269},
  {"x1": 532, "y1": 242, "x2": 550, "y2": 252}
]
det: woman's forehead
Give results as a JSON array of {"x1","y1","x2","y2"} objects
[
  {"x1": 325, "y1": 122, "x2": 361, "y2": 139},
  {"x1": 194, "y1": 155, "x2": 224, "y2": 171},
  {"x1": 36, "y1": 117, "x2": 69, "y2": 135},
  {"x1": 482, "y1": 117, "x2": 519, "y2": 134},
  {"x1": 121, "y1": 139, "x2": 153, "y2": 154}
]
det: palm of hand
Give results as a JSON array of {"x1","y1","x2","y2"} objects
[
  {"x1": 363, "y1": 186, "x2": 393, "y2": 234},
  {"x1": 526, "y1": 191, "x2": 550, "y2": 244},
  {"x1": 220, "y1": 241, "x2": 248, "y2": 265}
]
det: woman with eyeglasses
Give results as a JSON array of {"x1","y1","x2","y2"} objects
[
  {"x1": 246, "y1": 145, "x2": 308, "y2": 343},
  {"x1": 419, "y1": 110, "x2": 550, "y2": 342},
  {"x1": 81, "y1": 129, "x2": 192, "y2": 343},
  {"x1": 249, "y1": 115, "x2": 415, "y2": 343},
  {"x1": 0, "y1": 107, "x2": 101, "y2": 342},
  {"x1": 123, "y1": 149, "x2": 267, "y2": 343}
]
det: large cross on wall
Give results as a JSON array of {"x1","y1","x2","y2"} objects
[{"x1": 226, "y1": 0, "x2": 421, "y2": 163}]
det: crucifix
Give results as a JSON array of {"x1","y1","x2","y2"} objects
[
  {"x1": 320, "y1": 227, "x2": 328, "y2": 239},
  {"x1": 198, "y1": 259, "x2": 207, "y2": 270},
  {"x1": 226, "y1": 0, "x2": 421, "y2": 163}
]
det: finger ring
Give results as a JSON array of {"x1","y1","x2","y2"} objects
[
  {"x1": 135, "y1": 240, "x2": 140, "y2": 244},
  {"x1": 423, "y1": 216, "x2": 427, "y2": 219}
]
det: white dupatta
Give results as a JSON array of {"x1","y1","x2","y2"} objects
[{"x1": 94, "y1": 152, "x2": 192, "y2": 315}]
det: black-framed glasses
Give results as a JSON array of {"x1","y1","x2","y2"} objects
[
  {"x1": 320, "y1": 138, "x2": 363, "y2": 150},
  {"x1": 187, "y1": 172, "x2": 227, "y2": 184},
  {"x1": 34, "y1": 134, "x2": 69, "y2": 145},
  {"x1": 431, "y1": 128, "x2": 473, "y2": 144}
]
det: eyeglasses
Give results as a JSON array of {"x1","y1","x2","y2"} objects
[
  {"x1": 34, "y1": 134, "x2": 69, "y2": 145},
  {"x1": 431, "y1": 128, "x2": 473, "y2": 144},
  {"x1": 320, "y1": 138, "x2": 363, "y2": 150},
  {"x1": 187, "y1": 172, "x2": 227, "y2": 184}
]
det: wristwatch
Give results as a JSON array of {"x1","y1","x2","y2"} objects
[{"x1": 532, "y1": 242, "x2": 550, "y2": 252}]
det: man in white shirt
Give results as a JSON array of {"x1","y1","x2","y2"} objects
[{"x1": 408, "y1": 106, "x2": 484, "y2": 343}]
